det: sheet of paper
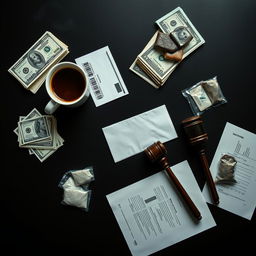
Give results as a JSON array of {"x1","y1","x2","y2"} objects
[
  {"x1": 106, "y1": 161, "x2": 216, "y2": 256},
  {"x1": 75, "y1": 46, "x2": 128, "y2": 107},
  {"x1": 102, "y1": 105, "x2": 177, "y2": 162},
  {"x1": 203, "y1": 122, "x2": 256, "y2": 220}
]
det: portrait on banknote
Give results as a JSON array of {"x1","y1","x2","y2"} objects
[{"x1": 27, "y1": 50, "x2": 45, "y2": 69}]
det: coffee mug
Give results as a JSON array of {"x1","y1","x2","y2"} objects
[{"x1": 44, "y1": 62, "x2": 90, "y2": 114}]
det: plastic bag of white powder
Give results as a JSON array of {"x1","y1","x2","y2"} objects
[{"x1": 59, "y1": 166, "x2": 94, "y2": 211}]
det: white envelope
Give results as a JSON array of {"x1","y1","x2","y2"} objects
[{"x1": 102, "y1": 105, "x2": 177, "y2": 162}]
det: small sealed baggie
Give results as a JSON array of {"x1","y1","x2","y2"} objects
[
  {"x1": 58, "y1": 166, "x2": 95, "y2": 212},
  {"x1": 70, "y1": 166, "x2": 94, "y2": 186},
  {"x1": 62, "y1": 188, "x2": 92, "y2": 211},
  {"x1": 182, "y1": 76, "x2": 227, "y2": 115},
  {"x1": 215, "y1": 154, "x2": 237, "y2": 185},
  {"x1": 58, "y1": 166, "x2": 94, "y2": 189}
]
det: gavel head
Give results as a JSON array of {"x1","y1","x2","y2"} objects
[
  {"x1": 145, "y1": 141, "x2": 167, "y2": 163},
  {"x1": 181, "y1": 116, "x2": 208, "y2": 151}
]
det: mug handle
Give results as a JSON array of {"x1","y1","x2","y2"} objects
[{"x1": 45, "y1": 100, "x2": 60, "y2": 114}]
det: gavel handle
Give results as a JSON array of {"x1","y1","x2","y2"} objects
[
  {"x1": 199, "y1": 151, "x2": 219, "y2": 204},
  {"x1": 165, "y1": 166, "x2": 202, "y2": 220}
]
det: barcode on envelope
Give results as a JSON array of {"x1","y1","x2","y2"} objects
[
  {"x1": 114, "y1": 83, "x2": 122, "y2": 93},
  {"x1": 89, "y1": 77, "x2": 104, "y2": 100},
  {"x1": 83, "y1": 62, "x2": 94, "y2": 77}
]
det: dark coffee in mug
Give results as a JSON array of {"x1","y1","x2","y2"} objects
[{"x1": 50, "y1": 67, "x2": 86, "y2": 102}]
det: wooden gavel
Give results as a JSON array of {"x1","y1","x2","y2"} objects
[
  {"x1": 145, "y1": 141, "x2": 202, "y2": 220},
  {"x1": 181, "y1": 116, "x2": 219, "y2": 205}
]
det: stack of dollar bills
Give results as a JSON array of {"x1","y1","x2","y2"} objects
[
  {"x1": 14, "y1": 108, "x2": 64, "y2": 162},
  {"x1": 8, "y1": 31, "x2": 69, "y2": 94},
  {"x1": 130, "y1": 7, "x2": 205, "y2": 88}
]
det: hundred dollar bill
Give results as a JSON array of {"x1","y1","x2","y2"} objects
[
  {"x1": 20, "y1": 116, "x2": 57, "y2": 149},
  {"x1": 8, "y1": 31, "x2": 68, "y2": 93},
  {"x1": 15, "y1": 108, "x2": 42, "y2": 143},
  {"x1": 31, "y1": 135, "x2": 64, "y2": 162},
  {"x1": 15, "y1": 108, "x2": 58, "y2": 149},
  {"x1": 18, "y1": 116, "x2": 51, "y2": 146},
  {"x1": 155, "y1": 7, "x2": 205, "y2": 58},
  {"x1": 14, "y1": 108, "x2": 64, "y2": 162}
]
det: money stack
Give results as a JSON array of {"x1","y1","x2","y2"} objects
[
  {"x1": 8, "y1": 31, "x2": 69, "y2": 94},
  {"x1": 130, "y1": 7, "x2": 205, "y2": 88},
  {"x1": 14, "y1": 108, "x2": 64, "y2": 162}
]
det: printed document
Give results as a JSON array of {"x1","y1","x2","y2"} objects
[
  {"x1": 203, "y1": 122, "x2": 256, "y2": 220},
  {"x1": 75, "y1": 46, "x2": 128, "y2": 107},
  {"x1": 107, "y1": 161, "x2": 216, "y2": 256}
]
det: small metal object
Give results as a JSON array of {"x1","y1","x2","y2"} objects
[
  {"x1": 170, "y1": 26, "x2": 193, "y2": 48},
  {"x1": 182, "y1": 116, "x2": 220, "y2": 205},
  {"x1": 155, "y1": 31, "x2": 179, "y2": 53},
  {"x1": 145, "y1": 141, "x2": 202, "y2": 220}
]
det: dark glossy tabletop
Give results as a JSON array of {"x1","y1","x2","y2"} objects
[{"x1": 2, "y1": 1, "x2": 255, "y2": 255}]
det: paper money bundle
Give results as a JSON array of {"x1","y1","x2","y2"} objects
[
  {"x1": 8, "y1": 31, "x2": 69, "y2": 94},
  {"x1": 130, "y1": 7, "x2": 205, "y2": 88},
  {"x1": 14, "y1": 108, "x2": 64, "y2": 162}
]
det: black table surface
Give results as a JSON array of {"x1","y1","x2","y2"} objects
[{"x1": 2, "y1": 1, "x2": 255, "y2": 255}]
